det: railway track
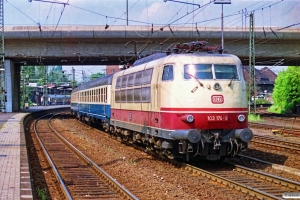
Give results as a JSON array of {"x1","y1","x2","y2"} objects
[
  {"x1": 251, "y1": 135, "x2": 300, "y2": 153},
  {"x1": 183, "y1": 162, "x2": 300, "y2": 200},
  {"x1": 249, "y1": 121, "x2": 300, "y2": 136},
  {"x1": 34, "y1": 114, "x2": 138, "y2": 200},
  {"x1": 61, "y1": 115, "x2": 300, "y2": 199}
]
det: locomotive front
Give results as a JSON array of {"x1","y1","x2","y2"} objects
[{"x1": 159, "y1": 53, "x2": 253, "y2": 161}]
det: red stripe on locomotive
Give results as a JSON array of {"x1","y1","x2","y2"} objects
[{"x1": 111, "y1": 108, "x2": 248, "y2": 130}]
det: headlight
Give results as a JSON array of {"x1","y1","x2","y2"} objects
[
  {"x1": 186, "y1": 115, "x2": 194, "y2": 122},
  {"x1": 179, "y1": 114, "x2": 194, "y2": 123},
  {"x1": 238, "y1": 114, "x2": 245, "y2": 122}
]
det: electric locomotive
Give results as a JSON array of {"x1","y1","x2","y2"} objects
[{"x1": 71, "y1": 42, "x2": 253, "y2": 161}]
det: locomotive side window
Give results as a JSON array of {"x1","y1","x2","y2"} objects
[
  {"x1": 141, "y1": 87, "x2": 151, "y2": 102},
  {"x1": 127, "y1": 89, "x2": 134, "y2": 102},
  {"x1": 115, "y1": 90, "x2": 121, "y2": 102},
  {"x1": 162, "y1": 65, "x2": 174, "y2": 81},
  {"x1": 121, "y1": 90, "x2": 126, "y2": 102},
  {"x1": 134, "y1": 88, "x2": 141, "y2": 102},
  {"x1": 184, "y1": 64, "x2": 213, "y2": 79},
  {"x1": 134, "y1": 71, "x2": 143, "y2": 86},
  {"x1": 214, "y1": 64, "x2": 238, "y2": 79},
  {"x1": 116, "y1": 77, "x2": 121, "y2": 88},
  {"x1": 121, "y1": 75, "x2": 128, "y2": 88},
  {"x1": 142, "y1": 68, "x2": 153, "y2": 84},
  {"x1": 127, "y1": 73, "x2": 135, "y2": 87}
]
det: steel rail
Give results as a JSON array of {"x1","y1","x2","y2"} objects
[
  {"x1": 182, "y1": 163, "x2": 280, "y2": 200},
  {"x1": 254, "y1": 135, "x2": 300, "y2": 146},
  {"x1": 252, "y1": 135, "x2": 300, "y2": 152},
  {"x1": 48, "y1": 113, "x2": 138, "y2": 200},
  {"x1": 231, "y1": 163, "x2": 300, "y2": 191},
  {"x1": 34, "y1": 114, "x2": 72, "y2": 200}
]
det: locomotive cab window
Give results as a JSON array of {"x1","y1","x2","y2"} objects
[
  {"x1": 214, "y1": 64, "x2": 238, "y2": 80},
  {"x1": 162, "y1": 65, "x2": 174, "y2": 81},
  {"x1": 184, "y1": 64, "x2": 213, "y2": 79}
]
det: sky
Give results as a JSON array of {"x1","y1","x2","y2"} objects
[
  {"x1": 4, "y1": 0, "x2": 299, "y2": 81},
  {"x1": 5, "y1": 0, "x2": 300, "y2": 27}
]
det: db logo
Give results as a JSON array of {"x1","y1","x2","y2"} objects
[{"x1": 211, "y1": 95, "x2": 224, "y2": 104}]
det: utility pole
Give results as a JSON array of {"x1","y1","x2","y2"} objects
[
  {"x1": 249, "y1": 13, "x2": 256, "y2": 114},
  {"x1": 43, "y1": 66, "x2": 48, "y2": 106},
  {"x1": 214, "y1": 0, "x2": 231, "y2": 53},
  {"x1": 126, "y1": 0, "x2": 128, "y2": 26},
  {"x1": 72, "y1": 67, "x2": 75, "y2": 89},
  {"x1": 0, "y1": 0, "x2": 5, "y2": 112}
]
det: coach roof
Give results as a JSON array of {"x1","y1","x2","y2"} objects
[{"x1": 72, "y1": 73, "x2": 114, "y2": 93}]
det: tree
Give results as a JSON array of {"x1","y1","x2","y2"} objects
[
  {"x1": 272, "y1": 66, "x2": 300, "y2": 112},
  {"x1": 89, "y1": 72, "x2": 105, "y2": 81}
]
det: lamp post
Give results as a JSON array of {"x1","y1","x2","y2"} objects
[{"x1": 214, "y1": 0, "x2": 231, "y2": 53}]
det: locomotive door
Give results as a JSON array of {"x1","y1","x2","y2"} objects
[{"x1": 153, "y1": 64, "x2": 163, "y2": 129}]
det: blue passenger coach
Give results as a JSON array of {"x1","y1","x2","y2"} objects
[{"x1": 71, "y1": 74, "x2": 113, "y2": 125}]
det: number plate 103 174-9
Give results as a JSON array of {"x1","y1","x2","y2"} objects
[{"x1": 207, "y1": 115, "x2": 228, "y2": 122}]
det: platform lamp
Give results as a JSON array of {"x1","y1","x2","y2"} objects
[{"x1": 214, "y1": 0, "x2": 231, "y2": 54}]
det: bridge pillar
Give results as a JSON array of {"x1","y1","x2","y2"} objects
[{"x1": 4, "y1": 60, "x2": 20, "y2": 112}]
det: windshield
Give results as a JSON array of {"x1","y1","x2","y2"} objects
[
  {"x1": 214, "y1": 64, "x2": 238, "y2": 79},
  {"x1": 184, "y1": 64, "x2": 239, "y2": 80},
  {"x1": 184, "y1": 64, "x2": 213, "y2": 79}
]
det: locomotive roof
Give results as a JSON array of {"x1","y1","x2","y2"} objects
[
  {"x1": 133, "y1": 52, "x2": 240, "y2": 67},
  {"x1": 72, "y1": 73, "x2": 114, "y2": 93}
]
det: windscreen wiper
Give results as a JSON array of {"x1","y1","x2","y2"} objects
[
  {"x1": 186, "y1": 72, "x2": 203, "y2": 87},
  {"x1": 228, "y1": 74, "x2": 237, "y2": 86}
]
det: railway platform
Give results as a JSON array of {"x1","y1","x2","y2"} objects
[
  {"x1": 0, "y1": 112, "x2": 32, "y2": 200},
  {"x1": 0, "y1": 105, "x2": 70, "y2": 200}
]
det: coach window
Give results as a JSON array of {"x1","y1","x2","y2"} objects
[
  {"x1": 105, "y1": 87, "x2": 107, "y2": 103},
  {"x1": 96, "y1": 89, "x2": 98, "y2": 102},
  {"x1": 162, "y1": 65, "x2": 174, "y2": 81},
  {"x1": 99, "y1": 88, "x2": 101, "y2": 102},
  {"x1": 93, "y1": 90, "x2": 95, "y2": 102}
]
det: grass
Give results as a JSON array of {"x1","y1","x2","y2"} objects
[
  {"x1": 248, "y1": 114, "x2": 263, "y2": 122},
  {"x1": 37, "y1": 187, "x2": 47, "y2": 200},
  {"x1": 268, "y1": 105, "x2": 286, "y2": 114}
]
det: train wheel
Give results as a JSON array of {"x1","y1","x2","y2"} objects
[{"x1": 165, "y1": 150, "x2": 175, "y2": 160}]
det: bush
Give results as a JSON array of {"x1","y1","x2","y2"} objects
[
  {"x1": 268, "y1": 105, "x2": 285, "y2": 114},
  {"x1": 248, "y1": 114, "x2": 263, "y2": 122},
  {"x1": 255, "y1": 99, "x2": 271, "y2": 104}
]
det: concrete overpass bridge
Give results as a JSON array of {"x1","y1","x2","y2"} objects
[{"x1": 2, "y1": 25, "x2": 300, "y2": 112}]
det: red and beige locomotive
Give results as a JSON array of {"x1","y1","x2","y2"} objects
[{"x1": 71, "y1": 41, "x2": 253, "y2": 161}]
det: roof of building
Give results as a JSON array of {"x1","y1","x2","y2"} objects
[{"x1": 243, "y1": 66, "x2": 277, "y2": 84}]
